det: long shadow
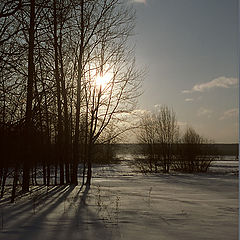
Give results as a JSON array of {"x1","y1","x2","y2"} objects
[
  {"x1": 42, "y1": 185, "x2": 87, "y2": 239},
  {"x1": 72, "y1": 184, "x2": 118, "y2": 239},
  {"x1": 48, "y1": 184, "x2": 115, "y2": 240},
  {"x1": 0, "y1": 185, "x2": 46, "y2": 206},
  {"x1": 1, "y1": 185, "x2": 72, "y2": 233},
  {"x1": 3, "y1": 185, "x2": 76, "y2": 240},
  {"x1": 3, "y1": 185, "x2": 67, "y2": 221}
]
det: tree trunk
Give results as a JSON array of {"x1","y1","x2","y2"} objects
[
  {"x1": 82, "y1": 161, "x2": 86, "y2": 185},
  {"x1": 86, "y1": 149, "x2": 92, "y2": 186},
  {"x1": 22, "y1": 0, "x2": 35, "y2": 192},
  {"x1": 43, "y1": 162, "x2": 46, "y2": 185},
  {"x1": 65, "y1": 163, "x2": 70, "y2": 184},
  {"x1": 47, "y1": 165, "x2": 50, "y2": 186},
  {"x1": 34, "y1": 166, "x2": 37, "y2": 185},
  {"x1": 59, "y1": 164, "x2": 64, "y2": 185},
  {"x1": 54, "y1": 163, "x2": 58, "y2": 185},
  {"x1": 11, "y1": 166, "x2": 18, "y2": 203},
  {"x1": 0, "y1": 168, "x2": 8, "y2": 198},
  {"x1": 72, "y1": 0, "x2": 84, "y2": 185},
  {"x1": 31, "y1": 168, "x2": 34, "y2": 185},
  {"x1": 86, "y1": 141, "x2": 93, "y2": 186},
  {"x1": 53, "y1": 0, "x2": 64, "y2": 185},
  {"x1": 0, "y1": 168, "x2": 3, "y2": 189},
  {"x1": 59, "y1": 32, "x2": 70, "y2": 184}
]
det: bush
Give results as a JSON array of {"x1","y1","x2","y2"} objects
[{"x1": 173, "y1": 127, "x2": 216, "y2": 173}]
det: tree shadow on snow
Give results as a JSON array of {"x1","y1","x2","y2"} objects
[
  {"x1": 0, "y1": 185, "x2": 75, "y2": 240},
  {"x1": 1, "y1": 184, "x2": 117, "y2": 240},
  {"x1": 49, "y1": 184, "x2": 116, "y2": 240}
]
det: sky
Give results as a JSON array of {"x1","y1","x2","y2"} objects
[{"x1": 130, "y1": 0, "x2": 238, "y2": 143}]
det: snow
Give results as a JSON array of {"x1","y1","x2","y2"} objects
[{"x1": 0, "y1": 159, "x2": 238, "y2": 240}]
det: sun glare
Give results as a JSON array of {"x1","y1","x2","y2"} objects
[{"x1": 95, "y1": 72, "x2": 112, "y2": 89}]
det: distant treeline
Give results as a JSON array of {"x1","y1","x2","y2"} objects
[{"x1": 110, "y1": 144, "x2": 239, "y2": 156}]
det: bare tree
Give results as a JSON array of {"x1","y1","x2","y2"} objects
[
  {"x1": 0, "y1": 0, "x2": 22, "y2": 45},
  {"x1": 0, "y1": 0, "x2": 22, "y2": 18},
  {"x1": 68, "y1": 0, "x2": 141, "y2": 186},
  {"x1": 22, "y1": 0, "x2": 36, "y2": 192},
  {"x1": 174, "y1": 126, "x2": 215, "y2": 172},
  {"x1": 137, "y1": 106, "x2": 179, "y2": 173},
  {"x1": 138, "y1": 113, "x2": 157, "y2": 172},
  {"x1": 155, "y1": 106, "x2": 179, "y2": 173},
  {"x1": 0, "y1": 0, "x2": 142, "y2": 196}
]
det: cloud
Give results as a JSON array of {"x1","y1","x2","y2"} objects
[
  {"x1": 131, "y1": 109, "x2": 150, "y2": 116},
  {"x1": 154, "y1": 104, "x2": 161, "y2": 108},
  {"x1": 177, "y1": 121, "x2": 187, "y2": 126},
  {"x1": 182, "y1": 76, "x2": 238, "y2": 93},
  {"x1": 197, "y1": 107, "x2": 212, "y2": 118},
  {"x1": 219, "y1": 108, "x2": 238, "y2": 120},
  {"x1": 132, "y1": 0, "x2": 147, "y2": 4},
  {"x1": 185, "y1": 98, "x2": 194, "y2": 102},
  {"x1": 182, "y1": 90, "x2": 191, "y2": 93}
]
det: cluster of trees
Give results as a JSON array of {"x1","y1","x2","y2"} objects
[
  {"x1": 137, "y1": 106, "x2": 215, "y2": 173},
  {"x1": 0, "y1": 0, "x2": 142, "y2": 201}
]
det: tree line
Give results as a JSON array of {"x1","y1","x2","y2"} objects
[
  {"x1": 0, "y1": 0, "x2": 142, "y2": 201},
  {"x1": 137, "y1": 106, "x2": 216, "y2": 173}
]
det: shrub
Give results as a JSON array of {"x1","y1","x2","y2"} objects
[{"x1": 173, "y1": 127, "x2": 216, "y2": 173}]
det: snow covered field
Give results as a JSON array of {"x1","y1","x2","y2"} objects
[{"x1": 0, "y1": 159, "x2": 238, "y2": 240}]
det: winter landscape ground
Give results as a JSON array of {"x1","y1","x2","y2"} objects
[{"x1": 0, "y1": 157, "x2": 238, "y2": 240}]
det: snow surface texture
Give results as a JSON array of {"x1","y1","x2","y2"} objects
[{"x1": 0, "y1": 159, "x2": 238, "y2": 240}]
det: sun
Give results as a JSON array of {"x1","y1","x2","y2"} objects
[{"x1": 95, "y1": 72, "x2": 113, "y2": 89}]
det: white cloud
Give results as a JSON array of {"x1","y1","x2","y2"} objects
[
  {"x1": 177, "y1": 121, "x2": 187, "y2": 126},
  {"x1": 185, "y1": 98, "x2": 194, "y2": 102},
  {"x1": 132, "y1": 0, "x2": 147, "y2": 4},
  {"x1": 219, "y1": 108, "x2": 238, "y2": 120},
  {"x1": 154, "y1": 104, "x2": 161, "y2": 108},
  {"x1": 182, "y1": 76, "x2": 238, "y2": 93},
  {"x1": 197, "y1": 107, "x2": 212, "y2": 118},
  {"x1": 182, "y1": 90, "x2": 191, "y2": 93},
  {"x1": 131, "y1": 109, "x2": 150, "y2": 116}
]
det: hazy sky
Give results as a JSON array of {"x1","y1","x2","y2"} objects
[{"x1": 131, "y1": 0, "x2": 238, "y2": 143}]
